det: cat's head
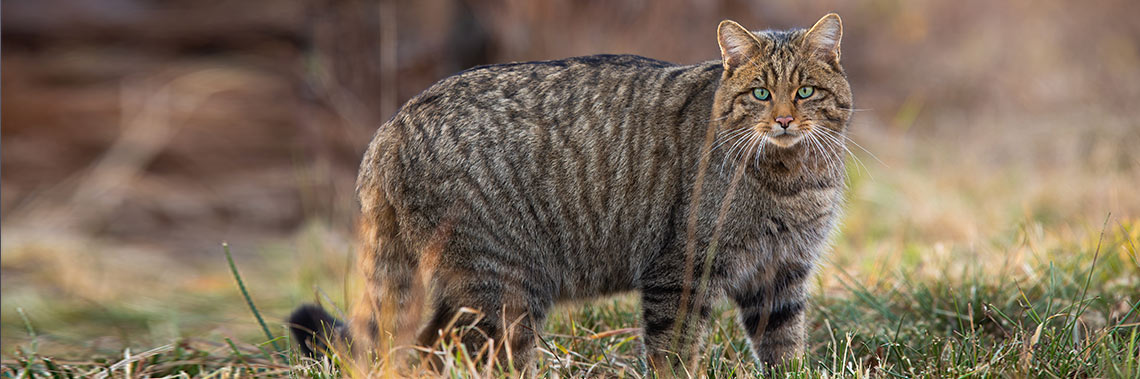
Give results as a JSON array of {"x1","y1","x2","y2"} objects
[{"x1": 712, "y1": 14, "x2": 852, "y2": 151}]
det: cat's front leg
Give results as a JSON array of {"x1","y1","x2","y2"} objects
[
  {"x1": 732, "y1": 262, "x2": 813, "y2": 368},
  {"x1": 640, "y1": 282, "x2": 714, "y2": 377}
]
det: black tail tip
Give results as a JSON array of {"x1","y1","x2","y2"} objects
[{"x1": 288, "y1": 303, "x2": 344, "y2": 357}]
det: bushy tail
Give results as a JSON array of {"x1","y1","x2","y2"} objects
[{"x1": 288, "y1": 303, "x2": 348, "y2": 357}]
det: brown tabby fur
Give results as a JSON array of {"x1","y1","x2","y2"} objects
[{"x1": 289, "y1": 14, "x2": 853, "y2": 375}]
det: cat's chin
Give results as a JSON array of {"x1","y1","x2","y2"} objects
[{"x1": 766, "y1": 133, "x2": 803, "y2": 148}]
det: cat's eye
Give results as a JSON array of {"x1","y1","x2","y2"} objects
[
  {"x1": 752, "y1": 88, "x2": 770, "y2": 101},
  {"x1": 797, "y1": 86, "x2": 815, "y2": 99}
]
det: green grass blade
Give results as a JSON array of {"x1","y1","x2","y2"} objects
[{"x1": 223, "y1": 242, "x2": 283, "y2": 355}]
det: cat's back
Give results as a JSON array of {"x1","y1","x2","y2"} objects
[{"x1": 401, "y1": 54, "x2": 677, "y2": 123}]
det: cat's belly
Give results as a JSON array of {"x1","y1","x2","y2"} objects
[{"x1": 551, "y1": 251, "x2": 641, "y2": 300}]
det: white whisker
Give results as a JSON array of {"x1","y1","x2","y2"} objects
[
  {"x1": 805, "y1": 132, "x2": 835, "y2": 181},
  {"x1": 817, "y1": 127, "x2": 886, "y2": 168},
  {"x1": 711, "y1": 128, "x2": 753, "y2": 152},
  {"x1": 731, "y1": 132, "x2": 759, "y2": 173},
  {"x1": 721, "y1": 130, "x2": 753, "y2": 175},
  {"x1": 812, "y1": 128, "x2": 850, "y2": 173},
  {"x1": 743, "y1": 132, "x2": 764, "y2": 172},
  {"x1": 753, "y1": 135, "x2": 768, "y2": 169},
  {"x1": 814, "y1": 132, "x2": 840, "y2": 177},
  {"x1": 814, "y1": 127, "x2": 871, "y2": 180}
]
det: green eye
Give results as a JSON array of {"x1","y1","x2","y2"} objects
[
  {"x1": 797, "y1": 86, "x2": 815, "y2": 99},
  {"x1": 752, "y1": 88, "x2": 770, "y2": 101}
]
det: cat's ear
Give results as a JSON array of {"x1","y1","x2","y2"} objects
[
  {"x1": 802, "y1": 13, "x2": 843, "y2": 63},
  {"x1": 717, "y1": 20, "x2": 763, "y2": 72}
]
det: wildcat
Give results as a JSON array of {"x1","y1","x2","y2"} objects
[{"x1": 290, "y1": 14, "x2": 852, "y2": 375}]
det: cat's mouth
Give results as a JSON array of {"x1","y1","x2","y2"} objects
[{"x1": 766, "y1": 130, "x2": 803, "y2": 148}]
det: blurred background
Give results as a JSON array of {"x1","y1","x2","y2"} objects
[{"x1": 2, "y1": 0, "x2": 1138, "y2": 357}]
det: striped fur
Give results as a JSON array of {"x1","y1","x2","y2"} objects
[{"x1": 290, "y1": 14, "x2": 852, "y2": 375}]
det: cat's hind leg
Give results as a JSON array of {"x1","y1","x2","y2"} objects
[
  {"x1": 417, "y1": 266, "x2": 551, "y2": 374},
  {"x1": 345, "y1": 200, "x2": 430, "y2": 371}
]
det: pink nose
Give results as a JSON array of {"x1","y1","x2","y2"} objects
[{"x1": 775, "y1": 116, "x2": 794, "y2": 128}]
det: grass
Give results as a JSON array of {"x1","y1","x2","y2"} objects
[
  {"x1": 3, "y1": 227, "x2": 1137, "y2": 377},
  {"x1": 3, "y1": 205, "x2": 1137, "y2": 377}
]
